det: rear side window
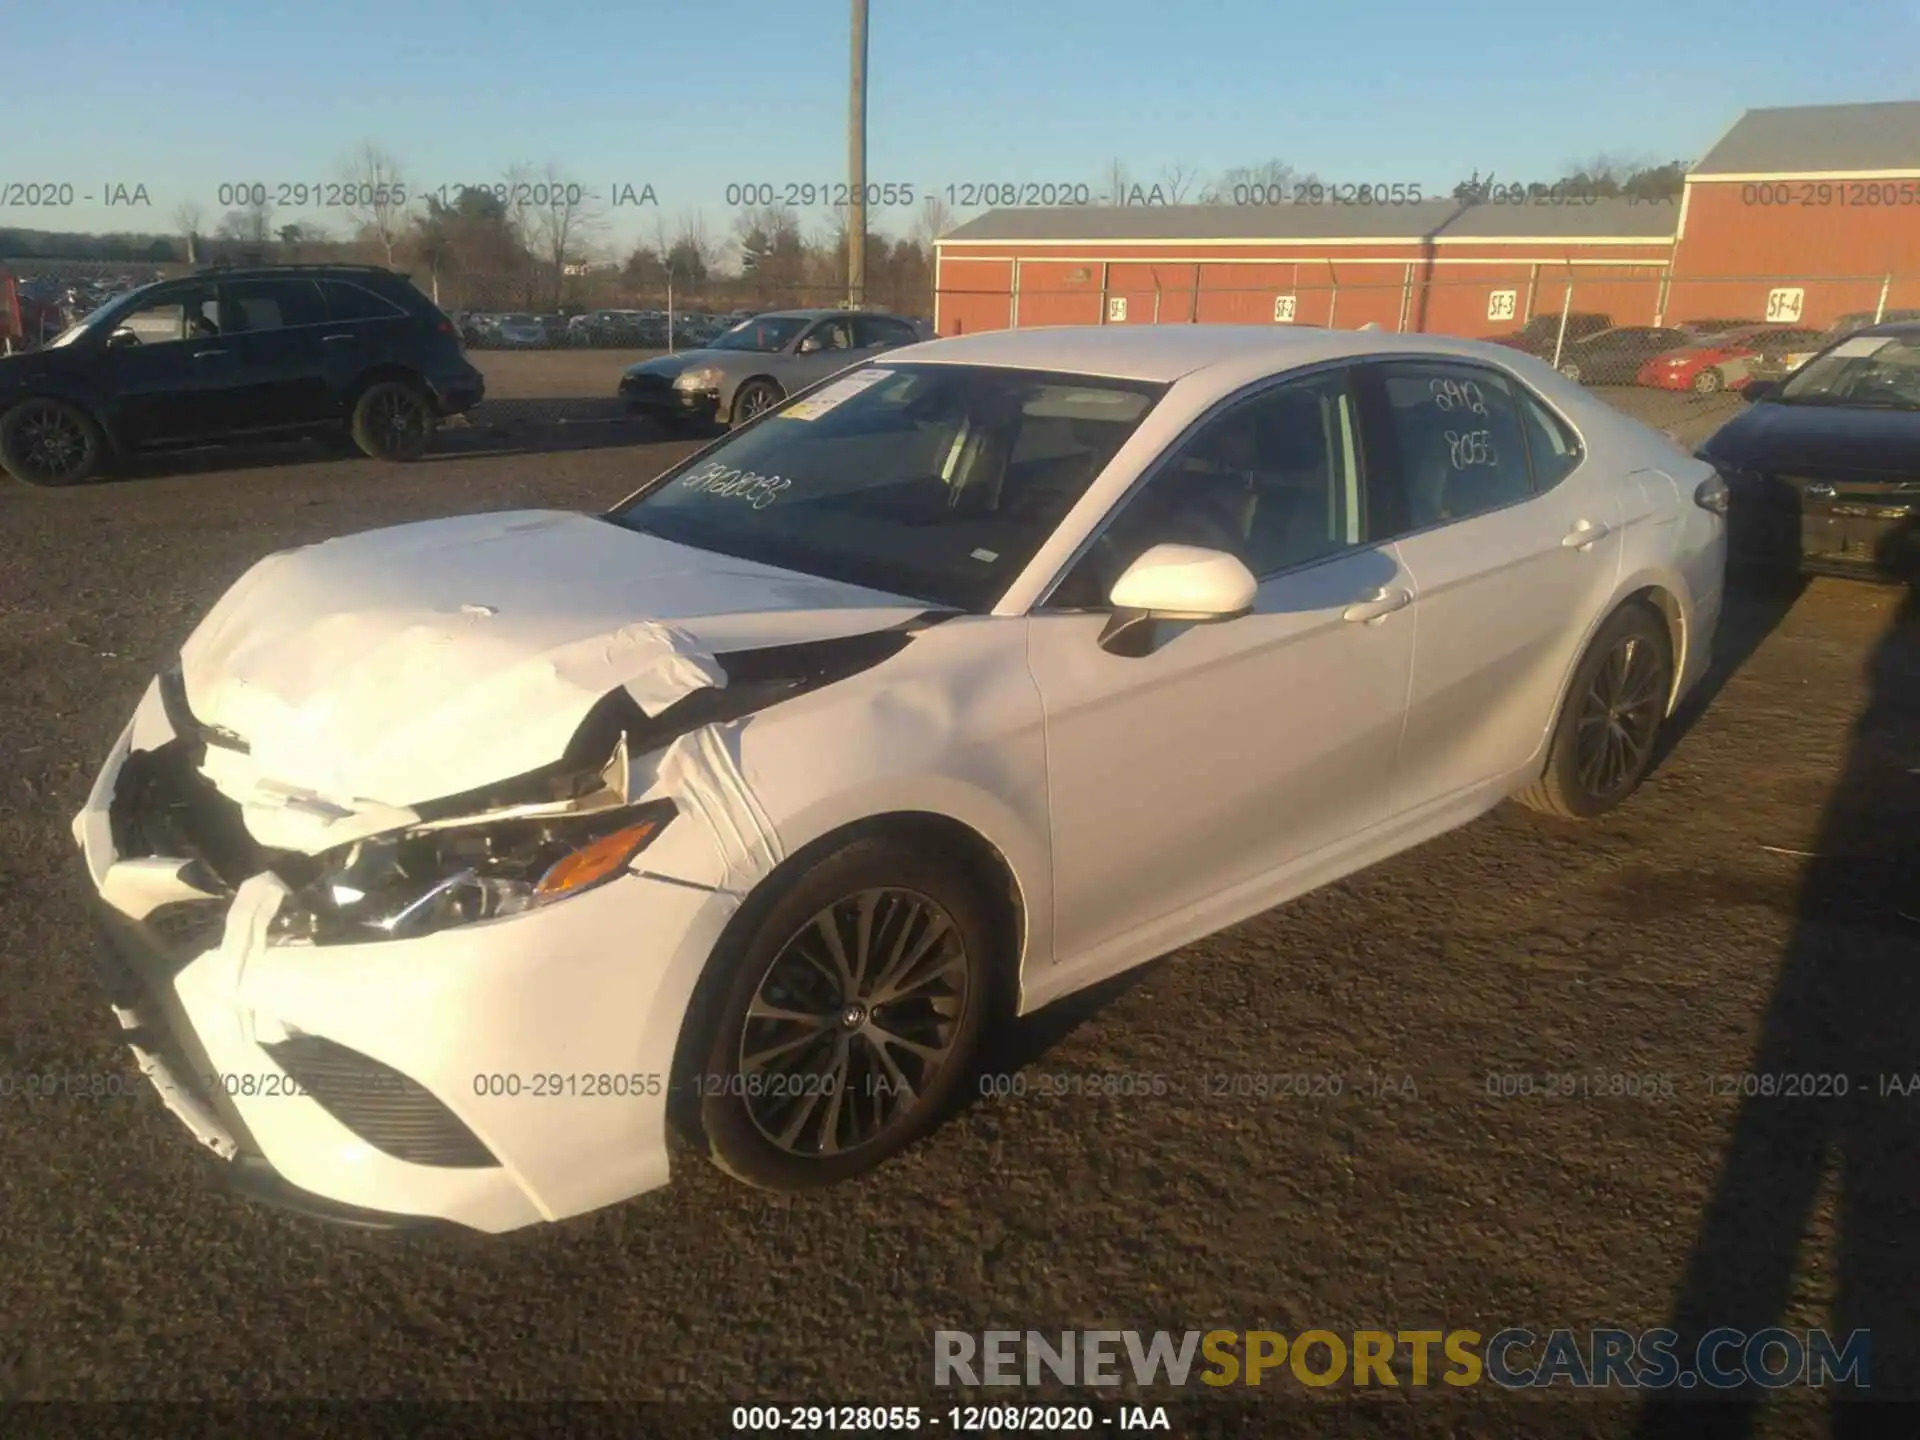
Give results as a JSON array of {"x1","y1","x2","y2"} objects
[
  {"x1": 225, "y1": 278, "x2": 328, "y2": 331},
  {"x1": 1371, "y1": 362, "x2": 1533, "y2": 531},
  {"x1": 1517, "y1": 390, "x2": 1583, "y2": 490},
  {"x1": 321, "y1": 280, "x2": 406, "y2": 321},
  {"x1": 855, "y1": 316, "x2": 918, "y2": 347}
]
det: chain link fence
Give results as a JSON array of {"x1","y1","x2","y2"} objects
[
  {"x1": 935, "y1": 267, "x2": 1919, "y2": 445},
  {"x1": 4, "y1": 254, "x2": 1912, "y2": 447}
]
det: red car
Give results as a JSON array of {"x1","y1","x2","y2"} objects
[{"x1": 1637, "y1": 324, "x2": 1828, "y2": 394}]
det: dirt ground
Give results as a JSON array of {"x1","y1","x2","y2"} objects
[{"x1": 0, "y1": 361, "x2": 1913, "y2": 1437}]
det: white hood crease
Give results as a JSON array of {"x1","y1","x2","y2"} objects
[{"x1": 196, "y1": 616, "x2": 730, "y2": 855}]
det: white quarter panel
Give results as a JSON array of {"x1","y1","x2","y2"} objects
[
  {"x1": 1388, "y1": 467, "x2": 1626, "y2": 814},
  {"x1": 1029, "y1": 544, "x2": 1415, "y2": 967}
]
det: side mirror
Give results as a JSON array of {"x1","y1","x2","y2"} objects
[
  {"x1": 106, "y1": 328, "x2": 140, "y2": 350},
  {"x1": 797, "y1": 335, "x2": 824, "y2": 354},
  {"x1": 1099, "y1": 544, "x2": 1257, "y2": 656},
  {"x1": 1741, "y1": 379, "x2": 1778, "y2": 403}
]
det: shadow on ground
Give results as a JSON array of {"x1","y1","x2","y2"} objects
[{"x1": 1639, "y1": 583, "x2": 1920, "y2": 1436}]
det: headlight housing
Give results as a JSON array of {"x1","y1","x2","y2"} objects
[
  {"x1": 674, "y1": 365, "x2": 723, "y2": 391},
  {"x1": 274, "y1": 800, "x2": 675, "y2": 944}
]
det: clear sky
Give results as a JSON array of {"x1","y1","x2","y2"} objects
[{"x1": 6, "y1": 0, "x2": 1914, "y2": 257}]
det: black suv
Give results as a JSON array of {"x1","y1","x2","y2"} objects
[{"x1": 0, "y1": 264, "x2": 485, "y2": 486}]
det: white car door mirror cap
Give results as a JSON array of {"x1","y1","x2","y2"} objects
[{"x1": 1108, "y1": 544, "x2": 1258, "y2": 620}]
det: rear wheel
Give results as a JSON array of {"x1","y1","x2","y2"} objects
[
  {"x1": 690, "y1": 837, "x2": 994, "y2": 1190},
  {"x1": 350, "y1": 381, "x2": 435, "y2": 461},
  {"x1": 0, "y1": 397, "x2": 104, "y2": 486},
  {"x1": 1516, "y1": 603, "x2": 1672, "y2": 820},
  {"x1": 731, "y1": 378, "x2": 783, "y2": 426},
  {"x1": 1692, "y1": 367, "x2": 1725, "y2": 394},
  {"x1": 1558, "y1": 361, "x2": 1583, "y2": 383}
]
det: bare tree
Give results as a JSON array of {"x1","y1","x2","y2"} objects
[
  {"x1": 1200, "y1": 160, "x2": 1309, "y2": 206},
  {"x1": 504, "y1": 162, "x2": 604, "y2": 310},
  {"x1": 173, "y1": 200, "x2": 205, "y2": 265},
  {"x1": 341, "y1": 142, "x2": 410, "y2": 266},
  {"x1": 1158, "y1": 162, "x2": 1205, "y2": 205},
  {"x1": 1095, "y1": 158, "x2": 1133, "y2": 206},
  {"x1": 913, "y1": 191, "x2": 956, "y2": 244},
  {"x1": 216, "y1": 197, "x2": 276, "y2": 248},
  {"x1": 675, "y1": 210, "x2": 723, "y2": 276}
]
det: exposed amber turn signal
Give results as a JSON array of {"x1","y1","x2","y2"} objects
[{"x1": 533, "y1": 821, "x2": 661, "y2": 902}]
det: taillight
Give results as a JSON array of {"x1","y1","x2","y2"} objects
[{"x1": 1694, "y1": 473, "x2": 1731, "y2": 515}]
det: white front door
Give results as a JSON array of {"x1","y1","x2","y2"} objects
[{"x1": 1025, "y1": 366, "x2": 1416, "y2": 966}]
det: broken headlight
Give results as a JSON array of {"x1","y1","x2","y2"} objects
[{"x1": 276, "y1": 800, "x2": 676, "y2": 944}]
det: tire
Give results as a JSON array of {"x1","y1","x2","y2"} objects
[
  {"x1": 1516, "y1": 603, "x2": 1673, "y2": 820},
  {"x1": 689, "y1": 836, "x2": 996, "y2": 1190},
  {"x1": 350, "y1": 381, "x2": 435, "y2": 461},
  {"x1": 0, "y1": 397, "x2": 104, "y2": 486},
  {"x1": 1692, "y1": 367, "x2": 1725, "y2": 395},
  {"x1": 731, "y1": 378, "x2": 783, "y2": 426}
]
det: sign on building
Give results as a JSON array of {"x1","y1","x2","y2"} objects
[
  {"x1": 1107, "y1": 296, "x2": 1128, "y2": 322},
  {"x1": 1487, "y1": 290, "x2": 1518, "y2": 322},
  {"x1": 1273, "y1": 295, "x2": 1297, "y2": 323},
  {"x1": 1765, "y1": 288, "x2": 1805, "y2": 323}
]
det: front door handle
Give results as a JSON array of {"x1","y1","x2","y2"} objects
[
  {"x1": 1342, "y1": 587, "x2": 1412, "y2": 624},
  {"x1": 193, "y1": 349, "x2": 231, "y2": 359},
  {"x1": 321, "y1": 333, "x2": 358, "y2": 344},
  {"x1": 1562, "y1": 519, "x2": 1612, "y2": 549}
]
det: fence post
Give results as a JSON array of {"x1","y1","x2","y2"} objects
[
  {"x1": 1875, "y1": 274, "x2": 1891, "y2": 324},
  {"x1": 1152, "y1": 280, "x2": 1162, "y2": 325},
  {"x1": 1099, "y1": 262, "x2": 1111, "y2": 325},
  {"x1": 1327, "y1": 284, "x2": 1339, "y2": 329},
  {"x1": 1009, "y1": 260, "x2": 1020, "y2": 330},
  {"x1": 1550, "y1": 281, "x2": 1574, "y2": 371}
]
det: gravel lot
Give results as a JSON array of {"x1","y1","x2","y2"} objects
[{"x1": 0, "y1": 359, "x2": 1913, "y2": 1437}]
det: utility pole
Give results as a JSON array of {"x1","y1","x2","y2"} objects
[{"x1": 848, "y1": 0, "x2": 868, "y2": 308}]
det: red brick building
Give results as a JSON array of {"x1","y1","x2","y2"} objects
[{"x1": 933, "y1": 100, "x2": 1920, "y2": 339}]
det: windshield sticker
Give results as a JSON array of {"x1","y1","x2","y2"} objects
[
  {"x1": 782, "y1": 367, "x2": 895, "y2": 422},
  {"x1": 1830, "y1": 336, "x2": 1893, "y2": 358},
  {"x1": 676, "y1": 460, "x2": 790, "y2": 510},
  {"x1": 970, "y1": 548, "x2": 999, "y2": 562}
]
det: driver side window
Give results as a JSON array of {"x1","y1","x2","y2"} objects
[
  {"x1": 801, "y1": 319, "x2": 855, "y2": 353},
  {"x1": 1049, "y1": 368, "x2": 1364, "y2": 609},
  {"x1": 116, "y1": 286, "x2": 220, "y2": 345}
]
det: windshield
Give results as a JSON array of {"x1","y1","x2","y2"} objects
[
  {"x1": 1778, "y1": 334, "x2": 1920, "y2": 409},
  {"x1": 606, "y1": 363, "x2": 1166, "y2": 610},
  {"x1": 44, "y1": 284, "x2": 153, "y2": 348},
  {"x1": 707, "y1": 316, "x2": 809, "y2": 352}
]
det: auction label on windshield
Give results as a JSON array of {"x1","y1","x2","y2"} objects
[
  {"x1": 1829, "y1": 336, "x2": 1893, "y2": 358},
  {"x1": 784, "y1": 368, "x2": 894, "y2": 422}
]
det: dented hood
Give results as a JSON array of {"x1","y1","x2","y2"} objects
[{"x1": 177, "y1": 508, "x2": 925, "y2": 814}]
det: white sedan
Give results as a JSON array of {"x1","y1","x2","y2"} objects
[{"x1": 74, "y1": 326, "x2": 1727, "y2": 1232}]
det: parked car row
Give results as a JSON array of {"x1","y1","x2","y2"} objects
[
  {"x1": 454, "y1": 308, "x2": 757, "y2": 350},
  {"x1": 1489, "y1": 309, "x2": 1920, "y2": 393}
]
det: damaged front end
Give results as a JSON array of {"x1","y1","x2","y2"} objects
[{"x1": 113, "y1": 615, "x2": 945, "y2": 944}]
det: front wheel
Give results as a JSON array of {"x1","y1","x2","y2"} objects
[
  {"x1": 1558, "y1": 361, "x2": 1583, "y2": 383},
  {"x1": 690, "y1": 838, "x2": 995, "y2": 1190},
  {"x1": 1516, "y1": 603, "x2": 1673, "y2": 820},
  {"x1": 730, "y1": 378, "x2": 783, "y2": 426},
  {"x1": 350, "y1": 381, "x2": 435, "y2": 461},
  {"x1": 0, "y1": 397, "x2": 104, "y2": 486},
  {"x1": 1692, "y1": 367, "x2": 1725, "y2": 394}
]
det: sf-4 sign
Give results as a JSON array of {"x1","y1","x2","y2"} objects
[{"x1": 1766, "y1": 288, "x2": 1805, "y2": 323}]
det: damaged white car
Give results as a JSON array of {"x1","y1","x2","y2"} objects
[{"x1": 75, "y1": 325, "x2": 1726, "y2": 1232}]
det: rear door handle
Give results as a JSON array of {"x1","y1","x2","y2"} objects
[
  {"x1": 1561, "y1": 520, "x2": 1612, "y2": 549},
  {"x1": 1342, "y1": 587, "x2": 1412, "y2": 624},
  {"x1": 321, "y1": 333, "x2": 358, "y2": 344}
]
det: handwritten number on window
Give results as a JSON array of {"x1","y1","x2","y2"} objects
[
  {"x1": 1429, "y1": 378, "x2": 1489, "y2": 416},
  {"x1": 1444, "y1": 429, "x2": 1496, "y2": 469}
]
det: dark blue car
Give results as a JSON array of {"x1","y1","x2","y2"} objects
[{"x1": 1698, "y1": 321, "x2": 1920, "y2": 582}]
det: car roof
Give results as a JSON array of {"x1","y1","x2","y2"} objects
[
  {"x1": 1852, "y1": 319, "x2": 1920, "y2": 338},
  {"x1": 889, "y1": 324, "x2": 1583, "y2": 384}
]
